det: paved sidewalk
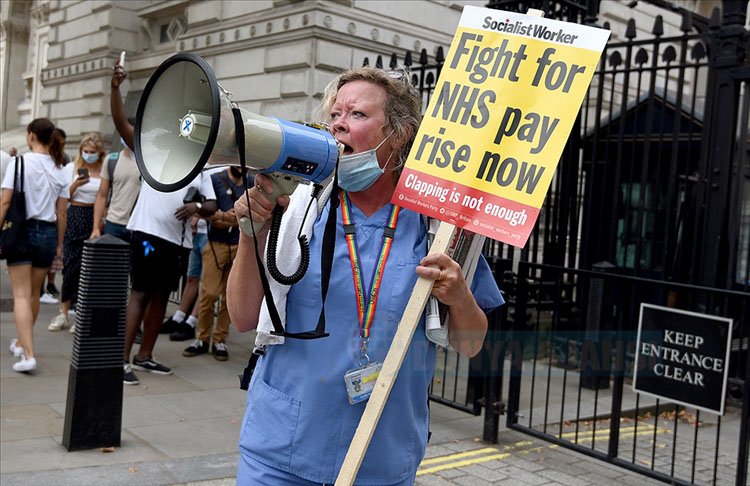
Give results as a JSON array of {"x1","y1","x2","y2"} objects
[{"x1": 0, "y1": 266, "x2": 662, "y2": 485}]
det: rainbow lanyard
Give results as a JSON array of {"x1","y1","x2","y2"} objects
[{"x1": 339, "y1": 191, "x2": 401, "y2": 341}]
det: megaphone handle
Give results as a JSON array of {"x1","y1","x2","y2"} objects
[{"x1": 238, "y1": 175, "x2": 299, "y2": 236}]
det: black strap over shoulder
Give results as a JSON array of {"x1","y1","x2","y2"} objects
[
  {"x1": 232, "y1": 107, "x2": 338, "y2": 389},
  {"x1": 231, "y1": 107, "x2": 284, "y2": 333},
  {"x1": 273, "y1": 178, "x2": 338, "y2": 339},
  {"x1": 231, "y1": 106, "x2": 336, "y2": 340},
  {"x1": 13, "y1": 156, "x2": 25, "y2": 192}
]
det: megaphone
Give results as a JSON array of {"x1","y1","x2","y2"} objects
[{"x1": 133, "y1": 53, "x2": 339, "y2": 235}]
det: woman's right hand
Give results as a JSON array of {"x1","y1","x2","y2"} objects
[
  {"x1": 233, "y1": 174, "x2": 289, "y2": 235},
  {"x1": 71, "y1": 176, "x2": 88, "y2": 193}
]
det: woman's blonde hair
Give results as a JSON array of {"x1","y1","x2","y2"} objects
[
  {"x1": 318, "y1": 66, "x2": 422, "y2": 173},
  {"x1": 73, "y1": 132, "x2": 106, "y2": 173}
]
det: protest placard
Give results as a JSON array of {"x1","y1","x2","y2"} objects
[{"x1": 392, "y1": 6, "x2": 610, "y2": 247}]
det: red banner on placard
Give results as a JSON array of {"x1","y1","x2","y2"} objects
[{"x1": 393, "y1": 167, "x2": 539, "y2": 246}]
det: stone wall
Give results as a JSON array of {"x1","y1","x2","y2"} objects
[{"x1": 2, "y1": 0, "x2": 482, "y2": 149}]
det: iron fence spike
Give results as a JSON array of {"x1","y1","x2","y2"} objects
[
  {"x1": 404, "y1": 51, "x2": 412, "y2": 67},
  {"x1": 651, "y1": 15, "x2": 663, "y2": 36},
  {"x1": 709, "y1": 7, "x2": 721, "y2": 28},
  {"x1": 626, "y1": 18, "x2": 637, "y2": 39},
  {"x1": 680, "y1": 11, "x2": 692, "y2": 33}
]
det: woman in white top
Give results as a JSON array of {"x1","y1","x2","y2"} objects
[
  {"x1": 48, "y1": 133, "x2": 105, "y2": 333},
  {"x1": 0, "y1": 118, "x2": 69, "y2": 372}
]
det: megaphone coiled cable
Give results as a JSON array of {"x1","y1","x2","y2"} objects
[{"x1": 266, "y1": 204, "x2": 310, "y2": 285}]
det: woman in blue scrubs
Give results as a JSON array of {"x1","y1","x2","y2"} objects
[{"x1": 228, "y1": 67, "x2": 503, "y2": 485}]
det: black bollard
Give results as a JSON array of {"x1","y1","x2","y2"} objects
[{"x1": 63, "y1": 234, "x2": 130, "y2": 451}]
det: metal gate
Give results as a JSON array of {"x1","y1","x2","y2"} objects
[
  {"x1": 496, "y1": 1, "x2": 750, "y2": 485},
  {"x1": 506, "y1": 261, "x2": 749, "y2": 485}
]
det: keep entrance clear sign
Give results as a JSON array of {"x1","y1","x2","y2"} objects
[
  {"x1": 633, "y1": 303, "x2": 733, "y2": 415},
  {"x1": 392, "y1": 6, "x2": 610, "y2": 247}
]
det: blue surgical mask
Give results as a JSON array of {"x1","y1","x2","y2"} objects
[
  {"x1": 337, "y1": 133, "x2": 393, "y2": 192},
  {"x1": 82, "y1": 152, "x2": 99, "y2": 164}
]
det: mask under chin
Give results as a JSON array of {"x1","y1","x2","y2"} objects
[{"x1": 337, "y1": 149, "x2": 384, "y2": 192}]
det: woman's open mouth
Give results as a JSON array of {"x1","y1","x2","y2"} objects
[{"x1": 341, "y1": 143, "x2": 354, "y2": 155}]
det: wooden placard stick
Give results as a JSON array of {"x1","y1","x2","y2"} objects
[
  {"x1": 335, "y1": 222, "x2": 456, "y2": 485},
  {"x1": 335, "y1": 9, "x2": 545, "y2": 485}
]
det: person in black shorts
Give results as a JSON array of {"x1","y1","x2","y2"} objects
[{"x1": 122, "y1": 176, "x2": 216, "y2": 385}]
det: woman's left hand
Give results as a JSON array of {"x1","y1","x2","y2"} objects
[{"x1": 415, "y1": 253, "x2": 471, "y2": 307}]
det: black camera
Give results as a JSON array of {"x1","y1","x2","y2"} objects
[{"x1": 183, "y1": 187, "x2": 204, "y2": 204}]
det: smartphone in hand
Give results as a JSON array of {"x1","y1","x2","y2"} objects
[{"x1": 78, "y1": 167, "x2": 90, "y2": 179}]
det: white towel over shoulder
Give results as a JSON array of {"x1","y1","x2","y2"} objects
[{"x1": 255, "y1": 181, "x2": 332, "y2": 346}]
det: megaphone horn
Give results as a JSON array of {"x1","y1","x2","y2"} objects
[{"x1": 134, "y1": 53, "x2": 340, "y2": 234}]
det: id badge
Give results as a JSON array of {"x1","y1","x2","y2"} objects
[{"x1": 344, "y1": 362, "x2": 383, "y2": 405}]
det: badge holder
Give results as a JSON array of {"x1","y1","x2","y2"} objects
[{"x1": 344, "y1": 339, "x2": 382, "y2": 405}]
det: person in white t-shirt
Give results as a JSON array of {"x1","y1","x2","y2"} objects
[
  {"x1": 48, "y1": 133, "x2": 106, "y2": 333},
  {"x1": 122, "y1": 172, "x2": 217, "y2": 385},
  {"x1": 0, "y1": 118, "x2": 70, "y2": 373}
]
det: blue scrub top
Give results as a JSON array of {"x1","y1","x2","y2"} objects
[{"x1": 239, "y1": 199, "x2": 503, "y2": 485}]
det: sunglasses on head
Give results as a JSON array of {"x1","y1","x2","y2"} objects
[{"x1": 386, "y1": 70, "x2": 414, "y2": 85}]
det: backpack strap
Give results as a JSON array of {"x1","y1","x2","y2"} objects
[
  {"x1": 107, "y1": 152, "x2": 120, "y2": 181},
  {"x1": 106, "y1": 152, "x2": 120, "y2": 206}
]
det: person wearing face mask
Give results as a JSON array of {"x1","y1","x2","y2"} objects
[
  {"x1": 49, "y1": 133, "x2": 106, "y2": 332},
  {"x1": 227, "y1": 67, "x2": 504, "y2": 485}
]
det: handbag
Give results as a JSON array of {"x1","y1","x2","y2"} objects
[{"x1": 0, "y1": 156, "x2": 28, "y2": 260}]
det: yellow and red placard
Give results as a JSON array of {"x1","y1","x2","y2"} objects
[{"x1": 393, "y1": 6, "x2": 610, "y2": 247}]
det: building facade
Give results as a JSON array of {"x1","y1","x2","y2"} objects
[
  {"x1": 3, "y1": 1, "x2": 737, "y2": 151},
  {"x1": 0, "y1": 0, "x2": 490, "y2": 150}
]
